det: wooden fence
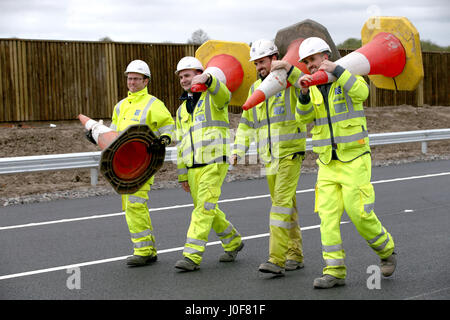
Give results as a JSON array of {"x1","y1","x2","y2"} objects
[{"x1": 0, "y1": 39, "x2": 448, "y2": 122}]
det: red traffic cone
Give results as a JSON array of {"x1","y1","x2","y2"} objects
[
  {"x1": 78, "y1": 114, "x2": 165, "y2": 194},
  {"x1": 242, "y1": 38, "x2": 308, "y2": 111},
  {"x1": 300, "y1": 32, "x2": 406, "y2": 87},
  {"x1": 191, "y1": 54, "x2": 244, "y2": 93}
]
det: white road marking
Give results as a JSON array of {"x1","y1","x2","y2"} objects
[
  {"x1": 1, "y1": 172, "x2": 449, "y2": 231},
  {"x1": 0, "y1": 222, "x2": 350, "y2": 280}
]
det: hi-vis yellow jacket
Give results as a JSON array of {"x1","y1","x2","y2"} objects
[
  {"x1": 232, "y1": 67, "x2": 307, "y2": 163},
  {"x1": 176, "y1": 76, "x2": 231, "y2": 182},
  {"x1": 110, "y1": 87, "x2": 175, "y2": 184},
  {"x1": 293, "y1": 66, "x2": 370, "y2": 164}
]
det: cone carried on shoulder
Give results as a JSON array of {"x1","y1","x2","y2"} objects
[
  {"x1": 299, "y1": 32, "x2": 406, "y2": 87},
  {"x1": 193, "y1": 40, "x2": 256, "y2": 107},
  {"x1": 78, "y1": 114, "x2": 165, "y2": 194},
  {"x1": 242, "y1": 38, "x2": 308, "y2": 111},
  {"x1": 191, "y1": 54, "x2": 244, "y2": 93},
  {"x1": 299, "y1": 16, "x2": 424, "y2": 91}
]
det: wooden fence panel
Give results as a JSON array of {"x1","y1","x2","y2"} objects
[{"x1": 0, "y1": 39, "x2": 448, "y2": 122}]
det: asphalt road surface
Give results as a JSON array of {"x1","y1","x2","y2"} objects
[{"x1": 1, "y1": 160, "x2": 449, "y2": 307}]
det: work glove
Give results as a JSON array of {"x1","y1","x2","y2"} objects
[
  {"x1": 85, "y1": 129, "x2": 96, "y2": 145},
  {"x1": 159, "y1": 136, "x2": 171, "y2": 147}
]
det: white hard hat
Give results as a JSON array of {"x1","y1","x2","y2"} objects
[
  {"x1": 175, "y1": 56, "x2": 204, "y2": 75},
  {"x1": 298, "y1": 37, "x2": 331, "y2": 62},
  {"x1": 249, "y1": 39, "x2": 279, "y2": 61},
  {"x1": 124, "y1": 60, "x2": 151, "y2": 77}
]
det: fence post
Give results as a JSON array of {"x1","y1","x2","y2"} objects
[
  {"x1": 369, "y1": 80, "x2": 377, "y2": 107},
  {"x1": 416, "y1": 79, "x2": 424, "y2": 107}
]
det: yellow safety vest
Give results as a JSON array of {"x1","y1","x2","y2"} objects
[
  {"x1": 294, "y1": 67, "x2": 370, "y2": 164},
  {"x1": 176, "y1": 76, "x2": 231, "y2": 181},
  {"x1": 233, "y1": 68, "x2": 307, "y2": 163},
  {"x1": 110, "y1": 87, "x2": 175, "y2": 184}
]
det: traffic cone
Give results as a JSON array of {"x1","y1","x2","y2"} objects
[
  {"x1": 299, "y1": 32, "x2": 406, "y2": 87},
  {"x1": 191, "y1": 53, "x2": 244, "y2": 93},
  {"x1": 78, "y1": 114, "x2": 165, "y2": 194},
  {"x1": 78, "y1": 114, "x2": 118, "y2": 150},
  {"x1": 242, "y1": 38, "x2": 308, "y2": 111}
]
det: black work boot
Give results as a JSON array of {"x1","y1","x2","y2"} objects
[{"x1": 126, "y1": 254, "x2": 157, "y2": 267}]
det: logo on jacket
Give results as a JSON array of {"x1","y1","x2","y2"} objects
[
  {"x1": 335, "y1": 87, "x2": 342, "y2": 95},
  {"x1": 274, "y1": 106, "x2": 285, "y2": 115}
]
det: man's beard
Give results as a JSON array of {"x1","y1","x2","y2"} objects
[{"x1": 258, "y1": 72, "x2": 268, "y2": 81}]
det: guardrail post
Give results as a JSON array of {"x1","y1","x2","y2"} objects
[
  {"x1": 90, "y1": 168, "x2": 98, "y2": 186},
  {"x1": 421, "y1": 141, "x2": 427, "y2": 154}
]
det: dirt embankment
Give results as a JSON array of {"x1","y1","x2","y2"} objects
[{"x1": 1, "y1": 105, "x2": 449, "y2": 206}]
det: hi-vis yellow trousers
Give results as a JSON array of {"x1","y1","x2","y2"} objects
[
  {"x1": 266, "y1": 155, "x2": 304, "y2": 267},
  {"x1": 122, "y1": 180, "x2": 156, "y2": 257},
  {"x1": 315, "y1": 153, "x2": 395, "y2": 279},
  {"x1": 183, "y1": 163, "x2": 242, "y2": 265}
]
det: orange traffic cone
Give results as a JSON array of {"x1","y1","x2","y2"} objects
[
  {"x1": 78, "y1": 114, "x2": 165, "y2": 194},
  {"x1": 242, "y1": 38, "x2": 308, "y2": 110},
  {"x1": 299, "y1": 32, "x2": 406, "y2": 87},
  {"x1": 191, "y1": 53, "x2": 244, "y2": 93}
]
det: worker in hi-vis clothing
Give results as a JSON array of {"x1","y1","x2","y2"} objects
[
  {"x1": 292, "y1": 37, "x2": 396, "y2": 288},
  {"x1": 231, "y1": 39, "x2": 307, "y2": 276},
  {"x1": 174, "y1": 56, "x2": 244, "y2": 271},
  {"x1": 110, "y1": 60, "x2": 175, "y2": 267}
]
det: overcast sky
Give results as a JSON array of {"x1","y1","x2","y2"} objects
[{"x1": 0, "y1": 0, "x2": 448, "y2": 46}]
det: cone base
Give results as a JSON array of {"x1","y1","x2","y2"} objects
[{"x1": 242, "y1": 90, "x2": 266, "y2": 110}]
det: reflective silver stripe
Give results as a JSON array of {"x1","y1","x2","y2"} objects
[
  {"x1": 367, "y1": 228, "x2": 386, "y2": 245},
  {"x1": 139, "y1": 97, "x2": 157, "y2": 125},
  {"x1": 177, "y1": 168, "x2": 188, "y2": 175},
  {"x1": 314, "y1": 110, "x2": 365, "y2": 126},
  {"x1": 182, "y1": 139, "x2": 230, "y2": 158},
  {"x1": 296, "y1": 105, "x2": 314, "y2": 115},
  {"x1": 343, "y1": 74, "x2": 357, "y2": 92},
  {"x1": 187, "y1": 120, "x2": 229, "y2": 135},
  {"x1": 133, "y1": 240, "x2": 154, "y2": 248},
  {"x1": 232, "y1": 143, "x2": 247, "y2": 152},
  {"x1": 240, "y1": 117, "x2": 255, "y2": 128},
  {"x1": 204, "y1": 202, "x2": 216, "y2": 210},
  {"x1": 186, "y1": 237, "x2": 207, "y2": 247},
  {"x1": 312, "y1": 137, "x2": 332, "y2": 147},
  {"x1": 373, "y1": 234, "x2": 390, "y2": 251},
  {"x1": 325, "y1": 258, "x2": 345, "y2": 266},
  {"x1": 210, "y1": 79, "x2": 221, "y2": 95},
  {"x1": 270, "y1": 219, "x2": 292, "y2": 229},
  {"x1": 217, "y1": 223, "x2": 233, "y2": 237},
  {"x1": 364, "y1": 203, "x2": 374, "y2": 213},
  {"x1": 334, "y1": 130, "x2": 368, "y2": 144},
  {"x1": 128, "y1": 195, "x2": 147, "y2": 204},
  {"x1": 258, "y1": 132, "x2": 306, "y2": 149},
  {"x1": 159, "y1": 124, "x2": 175, "y2": 135},
  {"x1": 283, "y1": 87, "x2": 295, "y2": 121},
  {"x1": 322, "y1": 243, "x2": 343, "y2": 252},
  {"x1": 114, "y1": 98, "x2": 126, "y2": 117},
  {"x1": 312, "y1": 129, "x2": 368, "y2": 147},
  {"x1": 221, "y1": 233, "x2": 239, "y2": 245},
  {"x1": 130, "y1": 229, "x2": 152, "y2": 239},
  {"x1": 183, "y1": 247, "x2": 204, "y2": 255},
  {"x1": 271, "y1": 206, "x2": 294, "y2": 215}
]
